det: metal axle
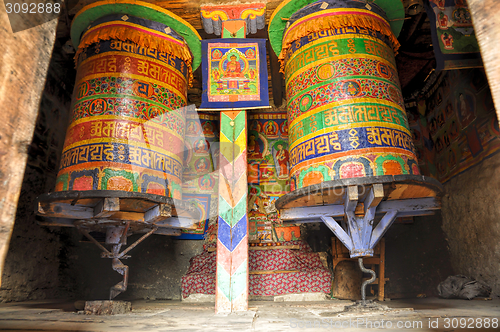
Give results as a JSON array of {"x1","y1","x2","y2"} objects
[
  {"x1": 78, "y1": 225, "x2": 157, "y2": 299},
  {"x1": 358, "y1": 257, "x2": 376, "y2": 303}
]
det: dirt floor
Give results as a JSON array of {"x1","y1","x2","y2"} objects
[{"x1": 0, "y1": 297, "x2": 498, "y2": 331}]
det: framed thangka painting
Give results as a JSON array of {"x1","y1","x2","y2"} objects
[{"x1": 200, "y1": 39, "x2": 269, "y2": 109}]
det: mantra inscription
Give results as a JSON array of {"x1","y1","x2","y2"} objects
[
  {"x1": 285, "y1": 28, "x2": 419, "y2": 190},
  {"x1": 55, "y1": 37, "x2": 190, "y2": 198}
]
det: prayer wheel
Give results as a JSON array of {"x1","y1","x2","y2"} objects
[
  {"x1": 34, "y1": 1, "x2": 203, "y2": 300},
  {"x1": 278, "y1": 0, "x2": 444, "y2": 304},
  {"x1": 269, "y1": 0, "x2": 443, "y2": 263},
  {"x1": 54, "y1": 1, "x2": 202, "y2": 199},
  {"x1": 271, "y1": 0, "x2": 419, "y2": 191}
]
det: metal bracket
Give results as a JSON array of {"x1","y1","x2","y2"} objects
[
  {"x1": 77, "y1": 226, "x2": 158, "y2": 299},
  {"x1": 320, "y1": 184, "x2": 398, "y2": 257}
]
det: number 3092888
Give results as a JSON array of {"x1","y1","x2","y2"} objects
[{"x1": 5, "y1": 2, "x2": 60, "y2": 14}]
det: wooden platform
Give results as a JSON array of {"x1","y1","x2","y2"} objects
[
  {"x1": 275, "y1": 175, "x2": 443, "y2": 210},
  {"x1": 35, "y1": 190, "x2": 202, "y2": 236},
  {"x1": 276, "y1": 176, "x2": 444, "y2": 258}
]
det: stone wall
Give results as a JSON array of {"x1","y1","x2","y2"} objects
[
  {"x1": 405, "y1": 67, "x2": 500, "y2": 298},
  {"x1": 0, "y1": 47, "x2": 73, "y2": 301},
  {"x1": 385, "y1": 213, "x2": 455, "y2": 298},
  {"x1": 0, "y1": 4, "x2": 57, "y2": 286},
  {"x1": 65, "y1": 236, "x2": 203, "y2": 300},
  {"x1": 442, "y1": 153, "x2": 500, "y2": 297}
]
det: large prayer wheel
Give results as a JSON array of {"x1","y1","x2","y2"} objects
[
  {"x1": 54, "y1": 1, "x2": 202, "y2": 199},
  {"x1": 268, "y1": 2, "x2": 443, "y2": 298},
  {"x1": 34, "y1": 1, "x2": 203, "y2": 300},
  {"x1": 270, "y1": 0, "x2": 419, "y2": 191}
]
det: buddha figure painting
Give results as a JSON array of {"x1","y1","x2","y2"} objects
[
  {"x1": 202, "y1": 39, "x2": 268, "y2": 108},
  {"x1": 272, "y1": 142, "x2": 289, "y2": 179},
  {"x1": 207, "y1": 44, "x2": 260, "y2": 99}
]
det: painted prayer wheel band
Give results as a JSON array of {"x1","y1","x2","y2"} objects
[
  {"x1": 55, "y1": 13, "x2": 195, "y2": 199},
  {"x1": 268, "y1": 0, "x2": 405, "y2": 59},
  {"x1": 283, "y1": 1, "x2": 419, "y2": 191}
]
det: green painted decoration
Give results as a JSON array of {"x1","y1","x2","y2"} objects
[{"x1": 280, "y1": 0, "x2": 420, "y2": 191}]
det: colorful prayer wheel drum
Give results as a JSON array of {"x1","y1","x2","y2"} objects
[
  {"x1": 269, "y1": 0, "x2": 418, "y2": 191},
  {"x1": 54, "y1": 1, "x2": 201, "y2": 199}
]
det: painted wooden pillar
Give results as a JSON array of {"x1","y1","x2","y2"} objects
[
  {"x1": 217, "y1": 13, "x2": 248, "y2": 315},
  {"x1": 201, "y1": 3, "x2": 266, "y2": 313},
  {"x1": 216, "y1": 110, "x2": 248, "y2": 312},
  {"x1": 468, "y1": 0, "x2": 500, "y2": 126}
]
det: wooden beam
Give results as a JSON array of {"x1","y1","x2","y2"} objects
[
  {"x1": 38, "y1": 202, "x2": 94, "y2": 219},
  {"x1": 153, "y1": 228, "x2": 182, "y2": 236},
  {"x1": 468, "y1": 0, "x2": 500, "y2": 127},
  {"x1": 344, "y1": 186, "x2": 358, "y2": 213},
  {"x1": 94, "y1": 198, "x2": 120, "y2": 218},
  {"x1": 0, "y1": 10, "x2": 57, "y2": 286},
  {"x1": 37, "y1": 218, "x2": 75, "y2": 227},
  {"x1": 364, "y1": 184, "x2": 384, "y2": 214},
  {"x1": 378, "y1": 238, "x2": 386, "y2": 302},
  {"x1": 155, "y1": 217, "x2": 198, "y2": 230},
  {"x1": 144, "y1": 204, "x2": 172, "y2": 223},
  {"x1": 370, "y1": 210, "x2": 398, "y2": 248},
  {"x1": 280, "y1": 197, "x2": 440, "y2": 221},
  {"x1": 321, "y1": 216, "x2": 353, "y2": 251},
  {"x1": 267, "y1": 39, "x2": 283, "y2": 107}
]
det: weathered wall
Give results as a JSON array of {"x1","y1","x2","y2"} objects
[
  {"x1": 442, "y1": 152, "x2": 500, "y2": 297},
  {"x1": 0, "y1": 4, "x2": 57, "y2": 285},
  {"x1": 0, "y1": 45, "x2": 73, "y2": 301},
  {"x1": 405, "y1": 66, "x2": 500, "y2": 298},
  {"x1": 468, "y1": 0, "x2": 500, "y2": 125},
  {"x1": 63, "y1": 236, "x2": 203, "y2": 300},
  {"x1": 301, "y1": 215, "x2": 454, "y2": 300},
  {"x1": 384, "y1": 213, "x2": 455, "y2": 298}
]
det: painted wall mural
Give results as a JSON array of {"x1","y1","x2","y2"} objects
[
  {"x1": 55, "y1": 14, "x2": 193, "y2": 199},
  {"x1": 179, "y1": 112, "x2": 220, "y2": 239},
  {"x1": 283, "y1": 1, "x2": 419, "y2": 191},
  {"x1": 425, "y1": 0, "x2": 483, "y2": 70},
  {"x1": 407, "y1": 69, "x2": 498, "y2": 183},
  {"x1": 247, "y1": 112, "x2": 295, "y2": 243}
]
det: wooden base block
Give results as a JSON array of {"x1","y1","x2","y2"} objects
[
  {"x1": 84, "y1": 301, "x2": 131, "y2": 315},
  {"x1": 332, "y1": 260, "x2": 362, "y2": 300}
]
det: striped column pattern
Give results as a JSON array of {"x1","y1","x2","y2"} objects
[{"x1": 216, "y1": 110, "x2": 248, "y2": 313}]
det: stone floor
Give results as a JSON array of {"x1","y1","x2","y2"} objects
[{"x1": 0, "y1": 297, "x2": 498, "y2": 331}]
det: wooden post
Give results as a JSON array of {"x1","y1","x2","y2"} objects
[
  {"x1": 468, "y1": 0, "x2": 500, "y2": 125},
  {"x1": 201, "y1": 3, "x2": 267, "y2": 313},
  {"x1": 378, "y1": 238, "x2": 386, "y2": 302},
  {"x1": 216, "y1": 111, "x2": 248, "y2": 313},
  {"x1": 217, "y1": 24, "x2": 249, "y2": 314},
  {"x1": 267, "y1": 39, "x2": 283, "y2": 107},
  {"x1": 0, "y1": 12, "x2": 57, "y2": 285}
]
